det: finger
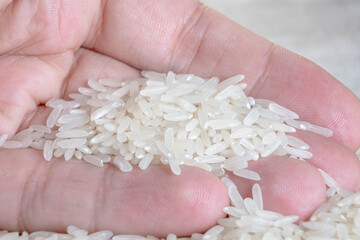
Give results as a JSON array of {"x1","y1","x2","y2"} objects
[
  {"x1": 0, "y1": 46, "x2": 139, "y2": 136},
  {"x1": 0, "y1": 0, "x2": 99, "y2": 55},
  {"x1": 85, "y1": 0, "x2": 272, "y2": 82},
  {"x1": 0, "y1": 149, "x2": 229, "y2": 237},
  {"x1": 229, "y1": 156, "x2": 326, "y2": 220},
  {"x1": 16, "y1": 48, "x2": 140, "y2": 133},
  {"x1": 0, "y1": 0, "x2": 100, "y2": 135},
  {"x1": 0, "y1": 52, "x2": 73, "y2": 135},
  {"x1": 291, "y1": 131, "x2": 360, "y2": 191},
  {"x1": 85, "y1": 0, "x2": 360, "y2": 150},
  {"x1": 250, "y1": 47, "x2": 360, "y2": 151}
]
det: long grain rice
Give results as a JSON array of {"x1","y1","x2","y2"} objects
[
  {"x1": 1, "y1": 71, "x2": 359, "y2": 240},
  {"x1": 2, "y1": 140, "x2": 23, "y2": 149}
]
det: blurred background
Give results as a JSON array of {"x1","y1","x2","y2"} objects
[{"x1": 201, "y1": 0, "x2": 360, "y2": 98}]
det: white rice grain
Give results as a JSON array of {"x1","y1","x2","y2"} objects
[
  {"x1": 20, "y1": 137, "x2": 33, "y2": 148},
  {"x1": 155, "y1": 140, "x2": 172, "y2": 158},
  {"x1": 187, "y1": 128, "x2": 200, "y2": 141},
  {"x1": 87, "y1": 98, "x2": 107, "y2": 107},
  {"x1": 215, "y1": 85, "x2": 239, "y2": 100},
  {"x1": 58, "y1": 118, "x2": 90, "y2": 131},
  {"x1": 261, "y1": 132, "x2": 277, "y2": 145},
  {"x1": 104, "y1": 123, "x2": 118, "y2": 133},
  {"x1": 169, "y1": 158, "x2": 181, "y2": 175},
  {"x1": 285, "y1": 119, "x2": 309, "y2": 130},
  {"x1": 307, "y1": 123, "x2": 333, "y2": 137},
  {"x1": 74, "y1": 150, "x2": 83, "y2": 159},
  {"x1": 56, "y1": 130, "x2": 89, "y2": 138},
  {"x1": 138, "y1": 99, "x2": 153, "y2": 118},
  {"x1": 223, "y1": 206, "x2": 248, "y2": 218},
  {"x1": 204, "y1": 120, "x2": 242, "y2": 130},
  {"x1": 257, "y1": 108, "x2": 280, "y2": 120},
  {"x1": 287, "y1": 135, "x2": 310, "y2": 150},
  {"x1": 164, "y1": 128, "x2": 174, "y2": 150},
  {"x1": 217, "y1": 74, "x2": 245, "y2": 91},
  {"x1": 88, "y1": 230, "x2": 113, "y2": 239},
  {"x1": 2, "y1": 140, "x2": 23, "y2": 149},
  {"x1": 90, "y1": 132, "x2": 112, "y2": 145},
  {"x1": 83, "y1": 155, "x2": 104, "y2": 167},
  {"x1": 113, "y1": 157, "x2": 133, "y2": 172},
  {"x1": 261, "y1": 139, "x2": 281, "y2": 157},
  {"x1": 112, "y1": 85, "x2": 130, "y2": 98},
  {"x1": 43, "y1": 140, "x2": 54, "y2": 161},
  {"x1": 67, "y1": 225, "x2": 88, "y2": 237},
  {"x1": 195, "y1": 155, "x2": 225, "y2": 164},
  {"x1": 140, "y1": 86, "x2": 168, "y2": 96},
  {"x1": 56, "y1": 138, "x2": 87, "y2": 149},
  {"x1": 167, "y1": 83, "x2": 198, "y2": 96},
  {"x1": 98, "y1": 78, "x2": 124, "y2": 88},
  {"x1": 284, "y1": 146, "x2": 313, "y2": 159},
  {"x1": 112, "y1": 235, "x2": 147, "y2": 240},
  {"x1": 177, "y1": 99, "x2": 197, "y2": 112},
  {"x1": 78, "y1": 87, "x2": 97, "y2": 96},
  {"x1": 164, "y1": 113, "x2": 193, "y2": 122},
  {"x1": 185, "y1": 119, "x2": 199, "y2": 132},
  {"x1": 91, "y1": 103, "x2": 113, "y2": 121},
  {"x1": 243, "y1": 108, "x2": 260, "y2": 126},
  {"x1": 88, "y1": 79, "x2": 107, "y2": 92},
  {"x1": 64, "y1": 148, "x2": 75, "y2": 161},
  {"x1": 318, "y1": 169, "x2": 340, "y2": 190},
  {"x1": 205, "y1": 142, "x2": 229, "y2": 155},
  {"x1": 77, "y1": 145, "x2": 92, "y2": 155},
  {"x1": 234, "y1": 169, "x2": 261, "y2": 181},
  {"x1": 228, "y1": 188, "x2": 246, "y2": 213},
  {"x1": 252, "y1": 184, "x2": 263, "y2": 211},
  {"x1": 203, "y1": 225, "x2": 224, "y2": 239},
  {"x1": 29, "y1": 231, "x2": 57, "y2": 238},
  {"x1": 138, "y1": 153, "x2": 154, "y2": 170},
  {"x1": 46, "y1": 105, "x2": 63, "y2": 128},
  {"x1": 57, "y1": 113, "x2": 90, "y2": 124},
  {"x1": 270, "y1": 123, "x2": 296, "y2": 133},
  {"x1": 200, "y1": 77, "x2": 219, "y2": 91},
  {"x1": 30, "y1": 124, "x2": 51, "y2": 133},
  {"x1": 273, "y1": 215, "x2": 299, "y2": 227},
  {"x1": 231, "y1": 128, "x2": 255, "y2": 139},
  {"x1": 244, "y1": 198, "x2": 259, "y2": 215},
  {"x1": 239, "y1": 138, "x2": 255, "y2": 150},
  {"x1": 269, "y1": 103, "x2": 299, "y2": 119}
]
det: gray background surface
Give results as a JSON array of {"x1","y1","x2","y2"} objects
[{"x1": 201, "y1": 0, "x2": 360, "y2": 98}]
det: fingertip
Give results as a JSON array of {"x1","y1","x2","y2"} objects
[
  {"x1": 161, "y1": 166, "x2": 229, "y2": 236},
  {"x1": 260, "y1": 158, "x2": 326, "y2": 220},
  {"x1": 229, "y1": 157, "x2": 326, "y2": 220},
  {"x1": 294, "y1": 131, "x2": 360, "y2": 192}
]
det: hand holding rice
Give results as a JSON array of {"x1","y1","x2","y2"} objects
[
  {"x1": 1, "y1": 71, "x2": 360, "y2": 239},
  {"x1": 1, "y1": 0, "x2": 360, "y2": 239}
]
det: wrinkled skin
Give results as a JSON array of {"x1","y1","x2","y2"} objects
[{"x1": 0, "y1": 0, "x2": 359, "y2": 237}]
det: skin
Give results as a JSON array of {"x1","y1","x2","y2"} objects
[{"x1": 0, "y1": 0, "x2": 359, "y2": 237}]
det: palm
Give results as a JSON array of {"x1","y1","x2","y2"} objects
[{"x1": 0, "y1": 0, "x2": 359, "y2": 237}]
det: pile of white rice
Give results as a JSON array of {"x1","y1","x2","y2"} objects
[{"x1": 0, "y1": 71, "x2": 359, "y2": 240}]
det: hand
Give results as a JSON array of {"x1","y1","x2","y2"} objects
[{"x1": 0, "y1": 0, "x2": 359, "y2": 237}]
